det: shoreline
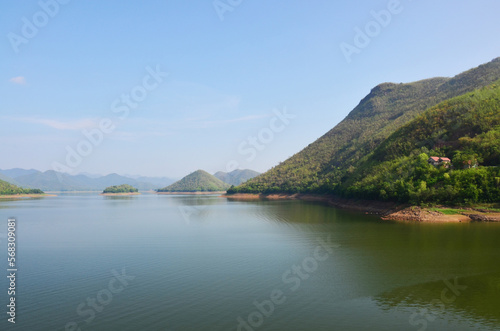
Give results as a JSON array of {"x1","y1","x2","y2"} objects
[
  {"x1": 0, "y1": 194, "x2": 57, "y2": 199},
  {"x1": 100, "y1": 192, "x2": 141, "y2": 196},
  {"x1": 223, "y1": 193, "x2": 500, "y2": 223},
  {"x1": 157, "y1": 191, "x2": 227, "y2": 195}
]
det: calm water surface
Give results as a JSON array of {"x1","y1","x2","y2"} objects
[{"x1": 0, "y1": 193, "x2": 499, "y2": 330}]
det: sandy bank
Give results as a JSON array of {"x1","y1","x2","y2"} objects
[{"x1": 0, "y1": 194, "x2": 57, "y2": 199}]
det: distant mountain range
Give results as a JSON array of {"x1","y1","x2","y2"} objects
[
  {"x1": 214, "y1": 169, "x2": 260, "y2": 186},
  {"x1": 0, "y1": 168, "x2": 39, "y2": 178},
  {"x1": 0, "y1": 168, "x2": 176, "y2": 192},
  {"x1": 0, "y1": 172, "x2": 21, "y2": 186},
  {"x1": 0, "y1": 168, "x2": 261, "y2": 193}
]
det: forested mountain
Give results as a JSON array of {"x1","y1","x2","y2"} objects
[
  {"x1": 158, "y1": 170, "x2": 230, "y2": 192},
  {"x1": 343, "y1": 82, "x2": 500, "y2": 204},
  {"x1": 230, "y1": 58, "x2": 500, "y2": 204},
  {"x1": 214, "y1": 169, "x2": 260, "y2": 186}
]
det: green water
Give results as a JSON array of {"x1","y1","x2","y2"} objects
[{"x1": 0, "y1": 193, "x2": 499, "y2": 330}]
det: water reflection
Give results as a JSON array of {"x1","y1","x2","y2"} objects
[
  {"x1": 3, "y1": 194, "x2": 500, "y2": 330},
  {"x1": 374, "y1": 273, "x2": 500, "y2": 329},
  {"x1": 225, "y1": 198, "x2": 500, "y2": 321},
  {"x1": 102, "y1": 195, "x2": 138, "y2": 200}
]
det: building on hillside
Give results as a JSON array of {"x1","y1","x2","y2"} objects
[
  {"x1": 462, "y1": 159, "x2": 478, "y2": 169},
  {"x1": 428, "y1": 157, "x2": 451, "y2": 168},
  {"x1": 428, "y1": 157, "x2": 440, "y2": 166}
]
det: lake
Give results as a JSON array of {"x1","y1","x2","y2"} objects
[{"x1": 0, "y1": 193, "x2": 499, "y2": 331}]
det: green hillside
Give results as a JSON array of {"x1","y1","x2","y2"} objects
[
  {"x1": 230, "y1": 58, "x2": 500, "y2": 195},
  {"x1": 0, "y1": 179, "x2": 44, "y2": 195},
  {"x1": 343, "y1": 82, "x2": 500, "y2": 204},
  {"x1": 157, "y1": 170, "x2": 230, "y2": 192},
  {"x1": 103, "y1": 184, "x2": 138, "y2": 194}
]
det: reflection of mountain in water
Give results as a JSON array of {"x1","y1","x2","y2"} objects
[
  {"x1": 374, "y1": 273, "x2": 500, "y2": 328},
  {"x1": 170, "y1": 195, "x2": 224, "y2": 223}
]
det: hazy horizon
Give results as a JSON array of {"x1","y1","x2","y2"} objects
[{"x1": 0, "y1": 166, "x2": 262, "y2": 181}]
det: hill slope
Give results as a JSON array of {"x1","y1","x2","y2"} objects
[
  {"x1": 0, "y1": 173, "x2": 21, "y2": 186},
  {"x1": 231, "y1": 57, "x2": 500, "y2": 194},
  {"x1": 0, "y1": 179, "x2": 43, "y2": 195},
  {"x1": 342, "y1": 81, "x2": 500, "y2": 204},
  {"x1": 158, "y1": 170, "x2": 230, "y2": 192},
  {"x1": 214, "y1": 169, "x2": 260, "y2": 186}
]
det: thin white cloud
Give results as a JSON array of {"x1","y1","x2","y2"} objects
[
  {"x1": 183, "y1": 114, "x2": 212, "y2": 122},
  {"x1": 109, "y1": 130, "x2": 173, "y2": 142},
  {"x1": 228, "y1": 114, "x2": 270, "y2": 123},
  {"x1": 124, "y1": 114, "x2": 270, "y2": 130},
  {"x1": 200, "y1": 114, "x2": 271, "y2": 127},
  {"x1": 11, "y1": 117, "x2": 99, "y2": 131},
  {"x1": 0, "y1": 134, "x2": 72, "y2": 144},
  {"x1": 9, "y1": 76, "x2": 26, "y2": 85}
]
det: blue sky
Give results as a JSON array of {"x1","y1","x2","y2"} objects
[{"x1": 1, "y1": 0, "x2": 500, "y2": 178}]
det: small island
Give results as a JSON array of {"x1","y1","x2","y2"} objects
[{"x1": 101, "y1": 184, "x2": 140, "y2": 196}]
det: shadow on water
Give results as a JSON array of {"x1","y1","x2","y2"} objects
[
  {"x1": 226, "y1": 198, "x2": 500, "y2": 299},
  {"x1": 229, "y1": 198, "x2": 382, "y2": 225},
  {"x1": 374, "y1": 272, "x2": 500, "y2": 329}
]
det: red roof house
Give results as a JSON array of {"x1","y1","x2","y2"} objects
[{"x1": 428, "y1": 157, "x2": 451, "y2": 167}]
